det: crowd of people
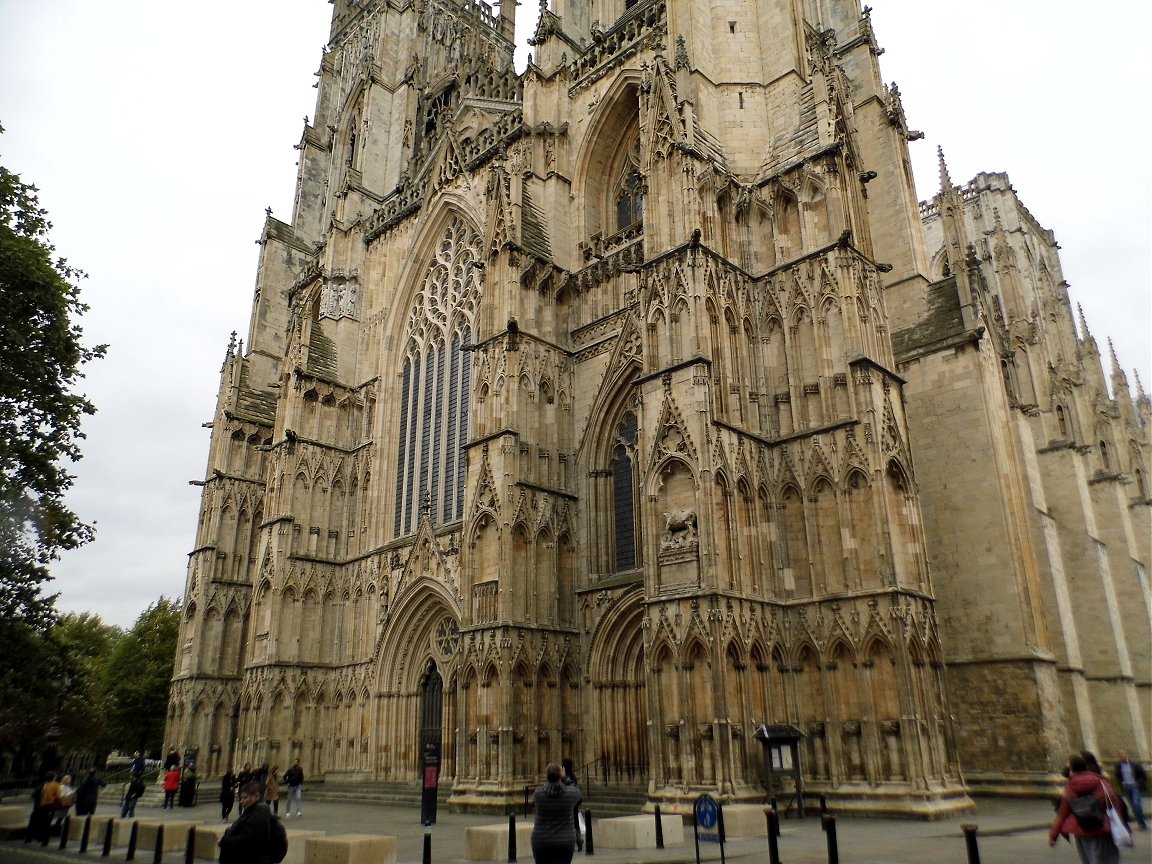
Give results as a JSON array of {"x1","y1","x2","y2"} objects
[{"x1": 1048, "y1": 749, "x2": 1147, "y2": 863}]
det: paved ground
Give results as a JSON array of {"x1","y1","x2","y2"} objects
[{"x1": 0, "y1": 795, "x2": 1147, "y2": 864}]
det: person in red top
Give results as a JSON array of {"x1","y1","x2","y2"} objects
[
  {"x1": 162, "y1": 767, "x2": 181, "y2": 809},
  {"x1": 1049, "y1": 753, "x2": 1128, "y2": 863}
]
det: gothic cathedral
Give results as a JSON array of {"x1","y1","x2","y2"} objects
[{"x1": 166, "y1": 0, "x2": 1150, "y2": 816}]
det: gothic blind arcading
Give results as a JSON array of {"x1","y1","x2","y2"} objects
[{"x1": 393, "y1": 216, "x2": 482, "y2": 536}]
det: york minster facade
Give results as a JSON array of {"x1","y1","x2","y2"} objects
[{"x1": 166, "y1": 0, "x2": 1150, "y2": 815}]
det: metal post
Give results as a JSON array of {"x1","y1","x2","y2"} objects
[
  {"x1": 961, "y1": 824, "x2": 981, "y2": 864},
  {"x1": 766, "y1": 809, "x2": 781, "y2": 864},
  {"x1": 59, "y1": 815, "x2": 70, "y2": 849},
  {"x1": 185, "y1": 826, "x2": 197, "y2": 864},
  {"x1": 654, "y1": 805, "x2": 664, "y2": 849},
  {"x1": 819, "y1": 795, "x2": 827, "y2": 815},
  {"x1": 101, "y1": 819, "x2": 113, "y2": 857},
  {"x1": 80, "y1": 815, "x2": 92, "y2": 853},
  {"x1": 152, "y1": 824, "x2": 164, "y2": 864},
  {"x1": 126, "y1": 821, "x2": 139, "y2": 861},
  {"x1": 583, "y1": 809, "x2": 594, "y2": 856},
  {"x1": 507, "y1": 814, "x2": 517, "y2": 863},
  {"x1": 423, "y1": 821, "x2": 433, "y2": 864},
  {"x1": 821, "y1": 814, "x2": 838, "y2": 864}
]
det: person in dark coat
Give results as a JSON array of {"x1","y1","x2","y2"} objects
[
  {"x1": 532, "y1": 763, "x2": 582, "y2": 864},
  {"x1": 164, "y1": 748, "x2": 181, "y2": 771},
  {"x1": 220, "y1": 769, "x2": 238, "y2": 822},
  {"x1": 74, "y1": 770, "x2": 107, "y2": 816},
  {"x1": 1049, "y1": 753, "x2": 1127, "y2": 864},
  {"x1": 218, "y1": 781, "x2": 276, "y2": 864},
  {"x1": 179, "y1": 763, "x2": 198, "y2": 807}
]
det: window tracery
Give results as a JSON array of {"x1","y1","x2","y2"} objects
[{"x1": 393, "y1": 216, "x2": 482, "y2": 536}]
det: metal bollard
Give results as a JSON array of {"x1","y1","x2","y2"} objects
[
  {"x1": 59, "y1": 815, "x2": 71, "y2": 849},
  {"x1": 821, "y1": 814, "x2": 839, "y2": 864},
  {"x1": 126, "y1": 820, "x2": 139, "y2": 861},
  {"x1": 765, "y1": 808, "x2": 781, "y2": 864},
  {"x1": 819, "y1": 795, "x2": 828, "y2": 814},
  {"x1": 185, "y1": 826, "x2": 197, "y2": 864},
  {"x1": 583, "y1": 809, "x2": 594, "y2": 856},
  {"x1": 423, "y1": 821, "x2": 433, "y2": 864},
  {"x1": 961, "y1": 824, "x2": 981, "y2": 864},
  {"x1": 101, "y1": 818, "x2": 114, "y2": 856},
  {"x1": 654, "y1": 805, "x2": 664, "y2": 849},
  {"x1": 508, "y1": 813, "x2": 517, "y2": 863},
  {"x1": 80, "y1": 815, "x2": 93, "y2": 853},
  {"x1": 153, "y1": 823, "x2": 164, "y2": 864}
]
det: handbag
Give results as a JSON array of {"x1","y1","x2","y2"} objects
[
  {"x1": 1101, "y1": 782, "x2": 1133, "y2": 848},
  {"x1": 1069, "y1": 792, "x2": 1103, "y2": 830}
]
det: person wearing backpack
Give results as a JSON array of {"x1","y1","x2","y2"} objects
[
  {"x1": 218, "y1": 780, "x2": 288, "y2": 864},
  {"x1": 1049, "y1": 753, "x2": 1128, "y2": 863}
]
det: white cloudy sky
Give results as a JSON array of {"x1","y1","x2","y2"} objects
[{"x1": 1, "y1": 1, "x2": 1148, "y2": 629}]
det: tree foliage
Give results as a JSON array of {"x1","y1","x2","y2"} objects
[
  {"x1": 51, "y1": 613, "x2": 123, "y2": 754},
  {"x1": 0, "y1": 123, "x2": 106, "y2": 633},
  {"x1": 102, "y1": 598, "x2": 181, "y2": 755}
]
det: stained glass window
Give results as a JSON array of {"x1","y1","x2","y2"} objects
[{"x1": 394, "y1": 216, "x2": 482, "y2": 536}]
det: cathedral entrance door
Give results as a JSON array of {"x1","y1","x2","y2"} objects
[{"x1": 420, "y1": 662, "x2": 443, "y2": 822}]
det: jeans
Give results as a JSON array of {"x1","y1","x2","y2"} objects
[
  {"x1": 121, "y1": 796, "x2": 138, "y2": 819},
  {"x1": 288, "y1": 785, "x2": 302, "y2": 815},
  {"x1": 1123, "y1": 784, "x2": 1146, "y2": 829}
]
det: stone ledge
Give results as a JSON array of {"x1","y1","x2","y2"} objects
[
  {"x1": 596, "y1": 813, "x2": 684, "y2": 848},
  {"x1": 305, "y1": 833, "x2": 396, "y2": 864}
]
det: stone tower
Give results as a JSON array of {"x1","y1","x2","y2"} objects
[{"x1": 173, "y1": 0, "x2": 1152, "y2": 815}]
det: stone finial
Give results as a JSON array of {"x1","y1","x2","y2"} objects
[
  {"x1": 1134, "y1": 369, "x2": 1147, "y2": 402},
  {"x1": 937, "y1": 146, "x2": 953, "y2": 193}
]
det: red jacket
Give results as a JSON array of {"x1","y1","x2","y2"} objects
[
  {"x1": 163, "y1": 769, "x2": 181, "y2": 792},
  {"x1": 1049, "y1": 771, "x2": 1127, "y2": 842}
]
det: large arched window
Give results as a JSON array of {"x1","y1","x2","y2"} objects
[
  {"x1": 614, "y1": 139, "x2": 644, "y2": 232},
  {"x1": 393, "y1": 216, "x2": 481, "y2": 536},
  {"x1": 610, "y1": 410, "x2": 640, "y2": 572}
]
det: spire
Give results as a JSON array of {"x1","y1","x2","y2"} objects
[
  {"x1": 1108, "y1": 338, "x2": 1121, "y2": 377},
  {"x1": 937, "y1": 146, "x2": 954, "y2": 193},
  {"x1": 1137, "y1": 370, "x2": 1147, "y2": 403}
]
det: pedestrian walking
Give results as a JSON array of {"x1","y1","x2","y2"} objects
[
  {"x1": 283, "y1": 758, "x2": 304, "y2": 817},
  {"x1": 121, "y1": 774, "x2": 146, "y2": 818},
  {"x1": 1114, "y1": 750, "x2": 1147, "y2": 831},
  {"x1": 531, "y1": 762, "x2": 582, "y2": 864},
  {"x1": 220, "y1": 768, "x2": 237, "y2": 822},
  {"x1": 218, "y1": 781, "x2": 284, "y2": 864},
  {"x1": 1049, "y1": 752, "x2": 1127, "y2": 863}
]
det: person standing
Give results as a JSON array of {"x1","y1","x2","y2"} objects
[
  {"x1": 164, "y1": 748, "x2": 181, "y2": 772},
  {"x1": 283, "y1": 758, "x2": 304, "y2": 817},
  {"x1": 129, "y1": 752, "x2": 146, "y2": 779},
  {"x1": 1049, "y1": 753, "x2": 1126, "y2": 863},
  {"x1": 162, "y1": 766, "x2": 180, "y2": 809},
  {"x1": 220, "y1": 769, "x2": 237, "y2": 822},
  {"x1": 265, "y1": 766, "x2": 281, "y2": 816},
  {"x1": 218, "y1": 781, "x2": 279, "y2": 864},
  {"x1": 121, "y1": 774, "x2": 146, "y2": 818},
  {"x1": 75, "y1": 770, "x2": 107, "y2": 816},
  {"x1": 1115, "y1": 751, "x2": 1147, "y2": 831},
  {"x1": 531, "y1": 763, "x2": 582, "y2": 864},
  {"x1": 29, "y1": 772, "x2": 63, "y2": 846},
  {"x1": 179, "y1": 762, "x2": 198, "y2": 807}
]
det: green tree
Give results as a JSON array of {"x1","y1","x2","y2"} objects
[
  {"x1": 0, "y1": 125, "x2": 106, "y2": 629},
  {"x1": 0, "y1": 128, "x2": 105, "y2": 772},
  {"x1": 102, "y1": 598, "x2": 181, "y2": 755},
  {"x1": 52, "y1": 613, "x2": 123, "y2": 756}
]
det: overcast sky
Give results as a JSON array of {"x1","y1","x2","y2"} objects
[{"x1": 1, "y1": 1, "x2": 1148, "y2": 629}]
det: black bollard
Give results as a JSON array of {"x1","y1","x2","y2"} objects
[
  {"x1": 59, "y1": 815, "x2": 70, "y2": 849},
  {"x1": 126, "y1": 820, "x2": 139, "y2": 861},
  {"x1": 819, "y1": 795, "x2": 828, "y2": 814},
  {"x1": 583, "y1": 809, "x2": 594, "y2": 856},
  {"x1": 765, "y1": 809, "x2": 781, "y2": 864},
  {"x1": 80, "y1": 815, "x2": 92, "y2": 853},
  {"x1": 654, "y1": 805, "x2": 664, "y2": 849},
  {"x1": 821, "y1": 814, "x2": 839, "y2": 864},
  {"x1": 153, "y1": 823, "x2": 164, "y2": 864},
  {"x1": 101, "y1": 818, "x2": 113, "y2": 857},
  {"x1": 507, "y1": 813, "x2": 517, "y2": 863},
  {"x1": 423, "y1": 821, "x2": 433, "y2": 864},
  {"x1": 961, "y1": 824, "x2": 981, "y2": 864},
  {"x1": 185, "y1": 826, "x2": 197, "y2": 864}
]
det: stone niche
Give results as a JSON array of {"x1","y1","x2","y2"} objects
[{"x1": 655, "y1": 458, "x2": 698, "y2": 590}]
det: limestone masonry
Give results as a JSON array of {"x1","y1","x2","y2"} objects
[{"x1": 166, "y1": 0, "x2": 1150, "y2": 816}]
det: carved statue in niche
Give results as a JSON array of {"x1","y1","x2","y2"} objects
[{"x1": 660, "y1": 508, "x2": 697, "y2": 552}]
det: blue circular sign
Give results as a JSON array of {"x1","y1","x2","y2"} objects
[{"x1": 695, "y1": 794, "x2": 719, "y2": 830}]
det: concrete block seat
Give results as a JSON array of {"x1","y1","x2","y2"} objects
[
  {"x1": 304, "y1": 833, "x2": 396, "y2": 864},
  {"x1": 596, "y1": 813, "x2": 685, "y2": 849},
  {"x1": 465, "y1": 821, "x2": 535, "y2": 861},
  {"x1": 712, "y1": 804, "x2": 770, "y2": 837},
  {"x1": 192, "y1": 823, "x2": 228, "y2": 860},
  {"x1": 0, "y1": 805, "x2": 30, "y2": 839},
  {"x1": 136, "y1": 818, "x2": 198, "y2": 852}
]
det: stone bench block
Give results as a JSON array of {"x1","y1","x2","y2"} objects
[
  {"x1": 136, "y1": 818, "x2": 198, "y2": 852},
  {"x1": 465, "y1": 821, "x2": 534, "y2": 861},
  {"x1": 304, "y1": 833, "x2": 396, "y2": 864},
  {"x1": 0, "y1": 805, "x2": 29, "y2": 829},
  {"x1": 714, "y1": 804, "x2": 768, "y2": 837},
  {"x1": 597, "y1": 814, "x2": 684, "y2": 849},
  {"x1": 284, "y1": 829, "x2": 326, "y2": 864},
  {"x1": 192, "y1": 823, "x2": 227, "y2": 860}
]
